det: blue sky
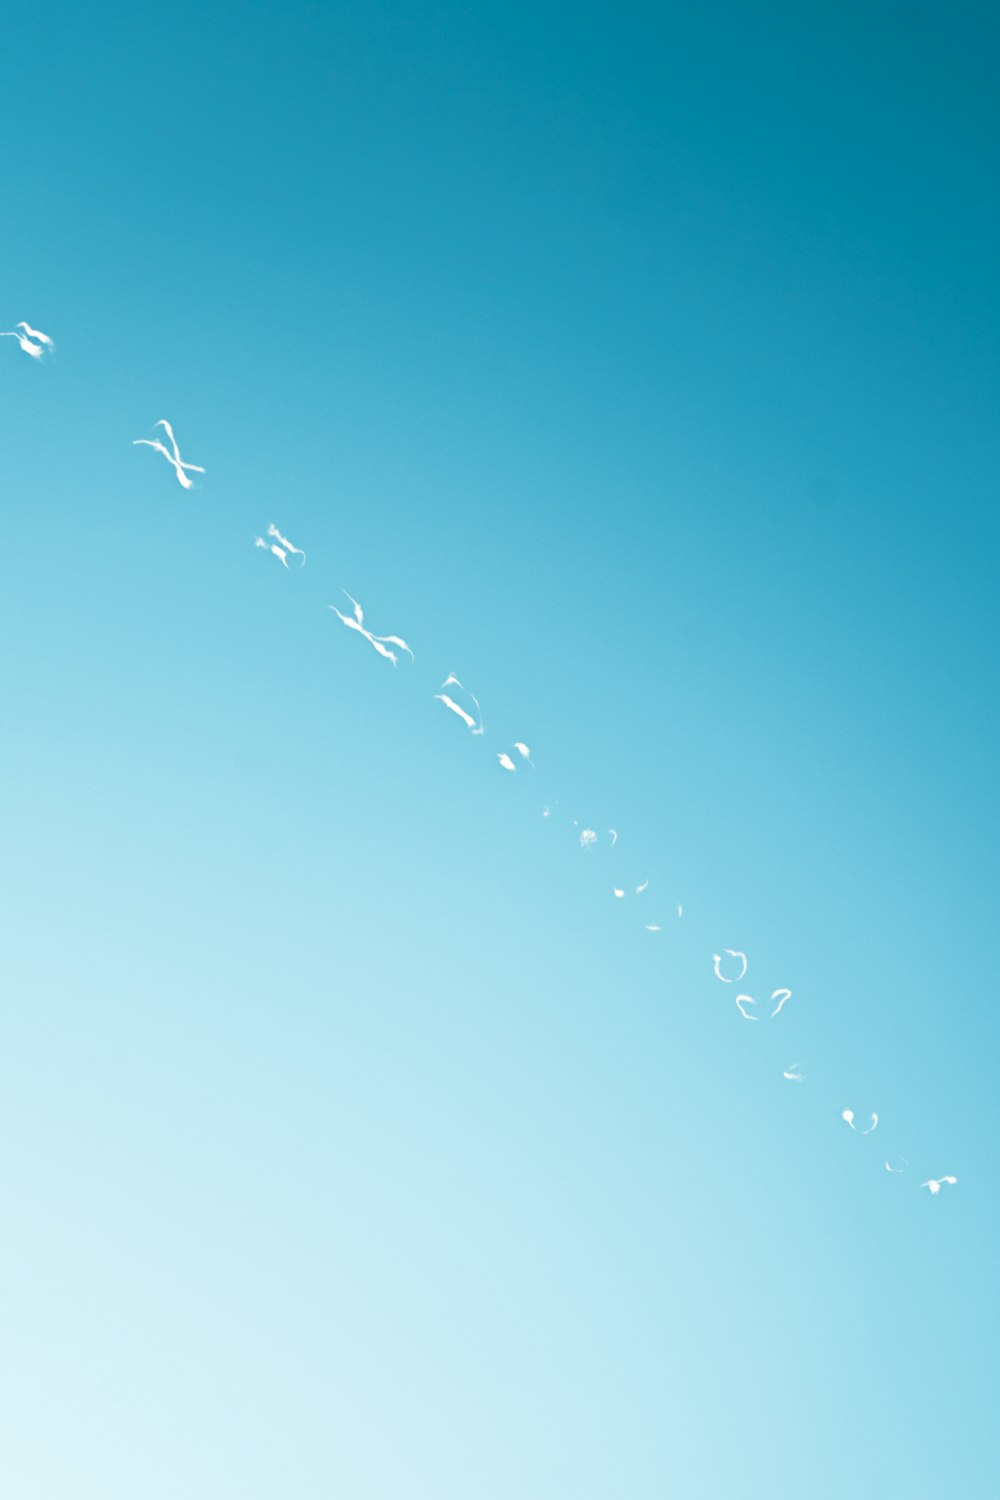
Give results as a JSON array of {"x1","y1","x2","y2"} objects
[{"x1": 2, "y1": 2, "x2": 998, "y2": 1495}]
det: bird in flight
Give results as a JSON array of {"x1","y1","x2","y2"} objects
[
  {"x1": 498, "y1": 743, "x2": 532, "y2": 772},
  {"x1": 2, "y1": 321, "x2": 55, "y2": 359},
  {"x1": 255, "y1": 524, "x2": 306, "y2": 568},
  {"x1": 132, "y1": 419, "x2": 205, "y2": 489},
  {"x1": 783, "y1": 1063, "x2": 804, "y2": 1081},
  {"x1": 434, "y1": 675, "x2": 484, "y2": 734},
  {"x1": 713, "y1": 950, "x2": 748, "y2": 983},
  {"x1": 842, "y1": 1110, "x2": 878, "y2": 1134},
  {"x1": 921, "y1": 1176, "x2": 958, "y2": 1195},
  {"x1": 329, "y1": 591, "x2": 413, "y2": 665}
]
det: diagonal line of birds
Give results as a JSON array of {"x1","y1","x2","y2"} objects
[{"x1": 5, "y1": 320, "x2": 959, "y2": 1203}]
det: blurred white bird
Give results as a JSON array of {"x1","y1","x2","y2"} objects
[
  {"x1": 132, "y1": 419, "x2": 205, "y2": 490},
  {"x1": 770, "y1": 988, "x2": 793, "y2": 1017},
  {"x1": 497, "y1": 752, "x2": 516, "y2": 772},
  {"x1": 328, "y1": 591, "x2": 413, "y2": 665},
  {"x1": 17, "y1": 321, "x2": 54, "y2": 349},
  {"x1": 255, "y1": 524, "x2": 306, "y2": 568},
  {"x1": 434, "y1": 675, "x2": 484, "y2": 734},
  {"x1": 921, "y1": 1176, "x2": 957, "y2": 1195},
  {"x1": 580, "y1": 829, "x2": 598, "y2": 848},
  {"x1": 884, "y1": 1160, "x2": 907, "y2": 1173},
  {"x1": 713, "y1": 949, "x2": 748, "y2": 983},
  {"x1": 783, "y1": 1064, "x2": 804, "y2": 1081},
  {"x1": 2, "y1": 327, "x2": 47, "y2": 359},
  {"x1": 734, "y1": 994, "x2": 758, "y2": 1021},
  {"x1": 607, "y1": 828, "x2": 618, "y2": 845},
  {"x1": 842, "y1": 1110, "x2": 878, "y2": 1134}
]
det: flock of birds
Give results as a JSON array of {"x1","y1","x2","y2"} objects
[{"x1": 5, "y1": 323, "x2": 958, "y2": 1201}]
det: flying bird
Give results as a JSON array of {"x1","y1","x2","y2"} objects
[
  {"x1": 328, "y1": 591, "x2": 413, "y2": 666},
  {"x1": 607, "y1": 829, "x2": 618, "y2": 845},
  {"x1": 132, "y1": 419, "x2": 205, "y2": 490},
  {"x1": 255, "y1": 524, "x2": 306, "y2": 568},
  {"x1": 17, "y1": 321, "x2": 54, "y2": 348},
  {"x1": 498, "y1": 743, "x2": 531, "y2": 772},
  {"x1": 712, "y1": 950, "x2": 748, "y2": 983},
  {"x1": 884, "y1": 1160, "x2": 907, "y2": 1173},
  {"x1": 580, "y1": 829, "x2": 598, "y2": 848},
  {"x1": 783, "y1": 1064, "x2": 804, "y2": 1081},
  {"x1": 2, "y1": 324, "x2": 53, "y2": 359},
  {"x1": 734, "y1": 994, "x2": 758, "y2": 1021},
  {"x1": 842, "y1": 1110, "x2": 878, "y2": 1134},
  {"x1": 921, "y1": 1176, "x2": 958, "y2": 1195},
  {"x1": 635, "y1": 879, "x2": 649, "y2": 894},
  {"x1": 613, "y1": 887, "x2": 625, "y2": 898},
  {"x1": 645, "y1": 923, "x2": 662, "y2": 933},
  {"x1": 434, "y1": 675, "x2": 484, "y2": 734},
  {"x1": 770, "y1": 988, "x2": 793, "y2": 1017}
]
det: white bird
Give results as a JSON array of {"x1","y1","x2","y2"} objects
[
  {"x1": 17, "y1": 321, "x2": 54, "y2": 349},
  {"x1": 255, "y1": 525, "x2": 306, "y2": 569},
  {"x1": 1, "y1": 328, "x2": 46, "y2": 359},
  {"x1": 645, "y1": 923, "x2": 662, "y2": 933},
  {"x1": 842, "y1": 1110, "x2": 878, "y2": 1134},
  {"x1": 512, "y1": 742, "x2": 532, "y2": 762},
  {"x1": 434, "y1": 675, "x2": 484, "y2": 734},
  {"x1": 580, "y1": 829, "x2": 598, "y2": 848},
  {"x1": 607, "y1": 829, "x2": 618, "y2": 845},
  {"x1": 783, "y1": 1064, "x2": 804, "y2": 1081},
  {"x1": 677, "y1": 904, "x2": 683, "y2": 918},
  {"x1": 734, "y1": 994, "x2": 758, "y2": 1021},
  {"x1": 256, "y1": 537, "x2": 289, "y2": 566},
  {"x1": 712, "y1": 949, "x2": 748, "y2": 983},
  {"x1": 635, "y1": 879, "x2": 649, "y2": 894},
  {"x1": 921, "y1": 1176, "x2": 958, "y2": 1195},
  {"x1": 328, "y1": 591, "x2": 413, "y2": 666},
  {"x1": 133, "y1": 419, "x2": 205, "y2": 489},
  {"x1": 613, "y1": 887, "x2": 625, "y2": 898},
  {"x1": 268, "y1": 523, "x2": 306, "y2": 564},
  {"x1": 884, "y1": 1160, "x2": 907, "y2": 1173},
  {"x1": 770, "y1": 988, "x2": 793, "y2": 1017},
  {"x1": 498, "y1": 752, "x2": 516, "y2": 772}
]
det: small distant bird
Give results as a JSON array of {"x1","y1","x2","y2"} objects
[
  {"x1": 713, "y1": 949, "x2": 748, "y2": 983},
  {"x1": 435, "y1": 675, "x2": 484, "y2": 734},
  {"x1": 770, "y1": 988, "x2": 793, "y2": 1017},
  {"x1": 133, "y1": 419, "x2": 205, "y2": 489},
  {"x1": 580, "y1": 829, "x2": 598, "y2": 848},
  {"x1": 842, "y1": 1109, "x2": 878, "y2": 1134},
  {"x1": 884, "y1": 1160, "x2": 907, "y2": 1173},
  {"x1": 783, "y1": 1063, "x2": 804, "y2": 1082},
  {"x1": 921, "y1": 1176, "x2": 957, "y2": 1195},
  {"x1": 498, "y1": 742, "x2": 531, "y2": 772},
  {"x1": 635, "y1": 879, "x2": 649, "y2": 894},
  {"x1": 328, "y1": 591, "x2": 413, "y2": 666},
  {"x1": 734, "y1": 994, "x2": 758, "y2": 1021},
  {"x1": 645, "y1": 923, "x2": 662, "y2": 933},
  {"x1": 2, "y1": 321, "x2": 55, "y2": 359},
  {"x1": 255, "y1": 524, "x2": 306, "y2": 568},
  {"x1": 613, "y1": 887, "x2": 625, "y2": 898},
  {"x1": 607, "y1": 829, "x2": 618, "y2": 845}
]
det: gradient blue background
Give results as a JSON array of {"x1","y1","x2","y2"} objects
[{"x1": 2, "y1": 2, "x2": 998, "y2": 1495}]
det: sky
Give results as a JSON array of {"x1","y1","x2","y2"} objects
[{"x1": 2, "y1": 2, "x2": 998, "y2": 1495}]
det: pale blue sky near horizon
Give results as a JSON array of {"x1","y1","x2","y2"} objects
[{"x1": 2, "y1": 2, "x2": 998, "y2": 1496}]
